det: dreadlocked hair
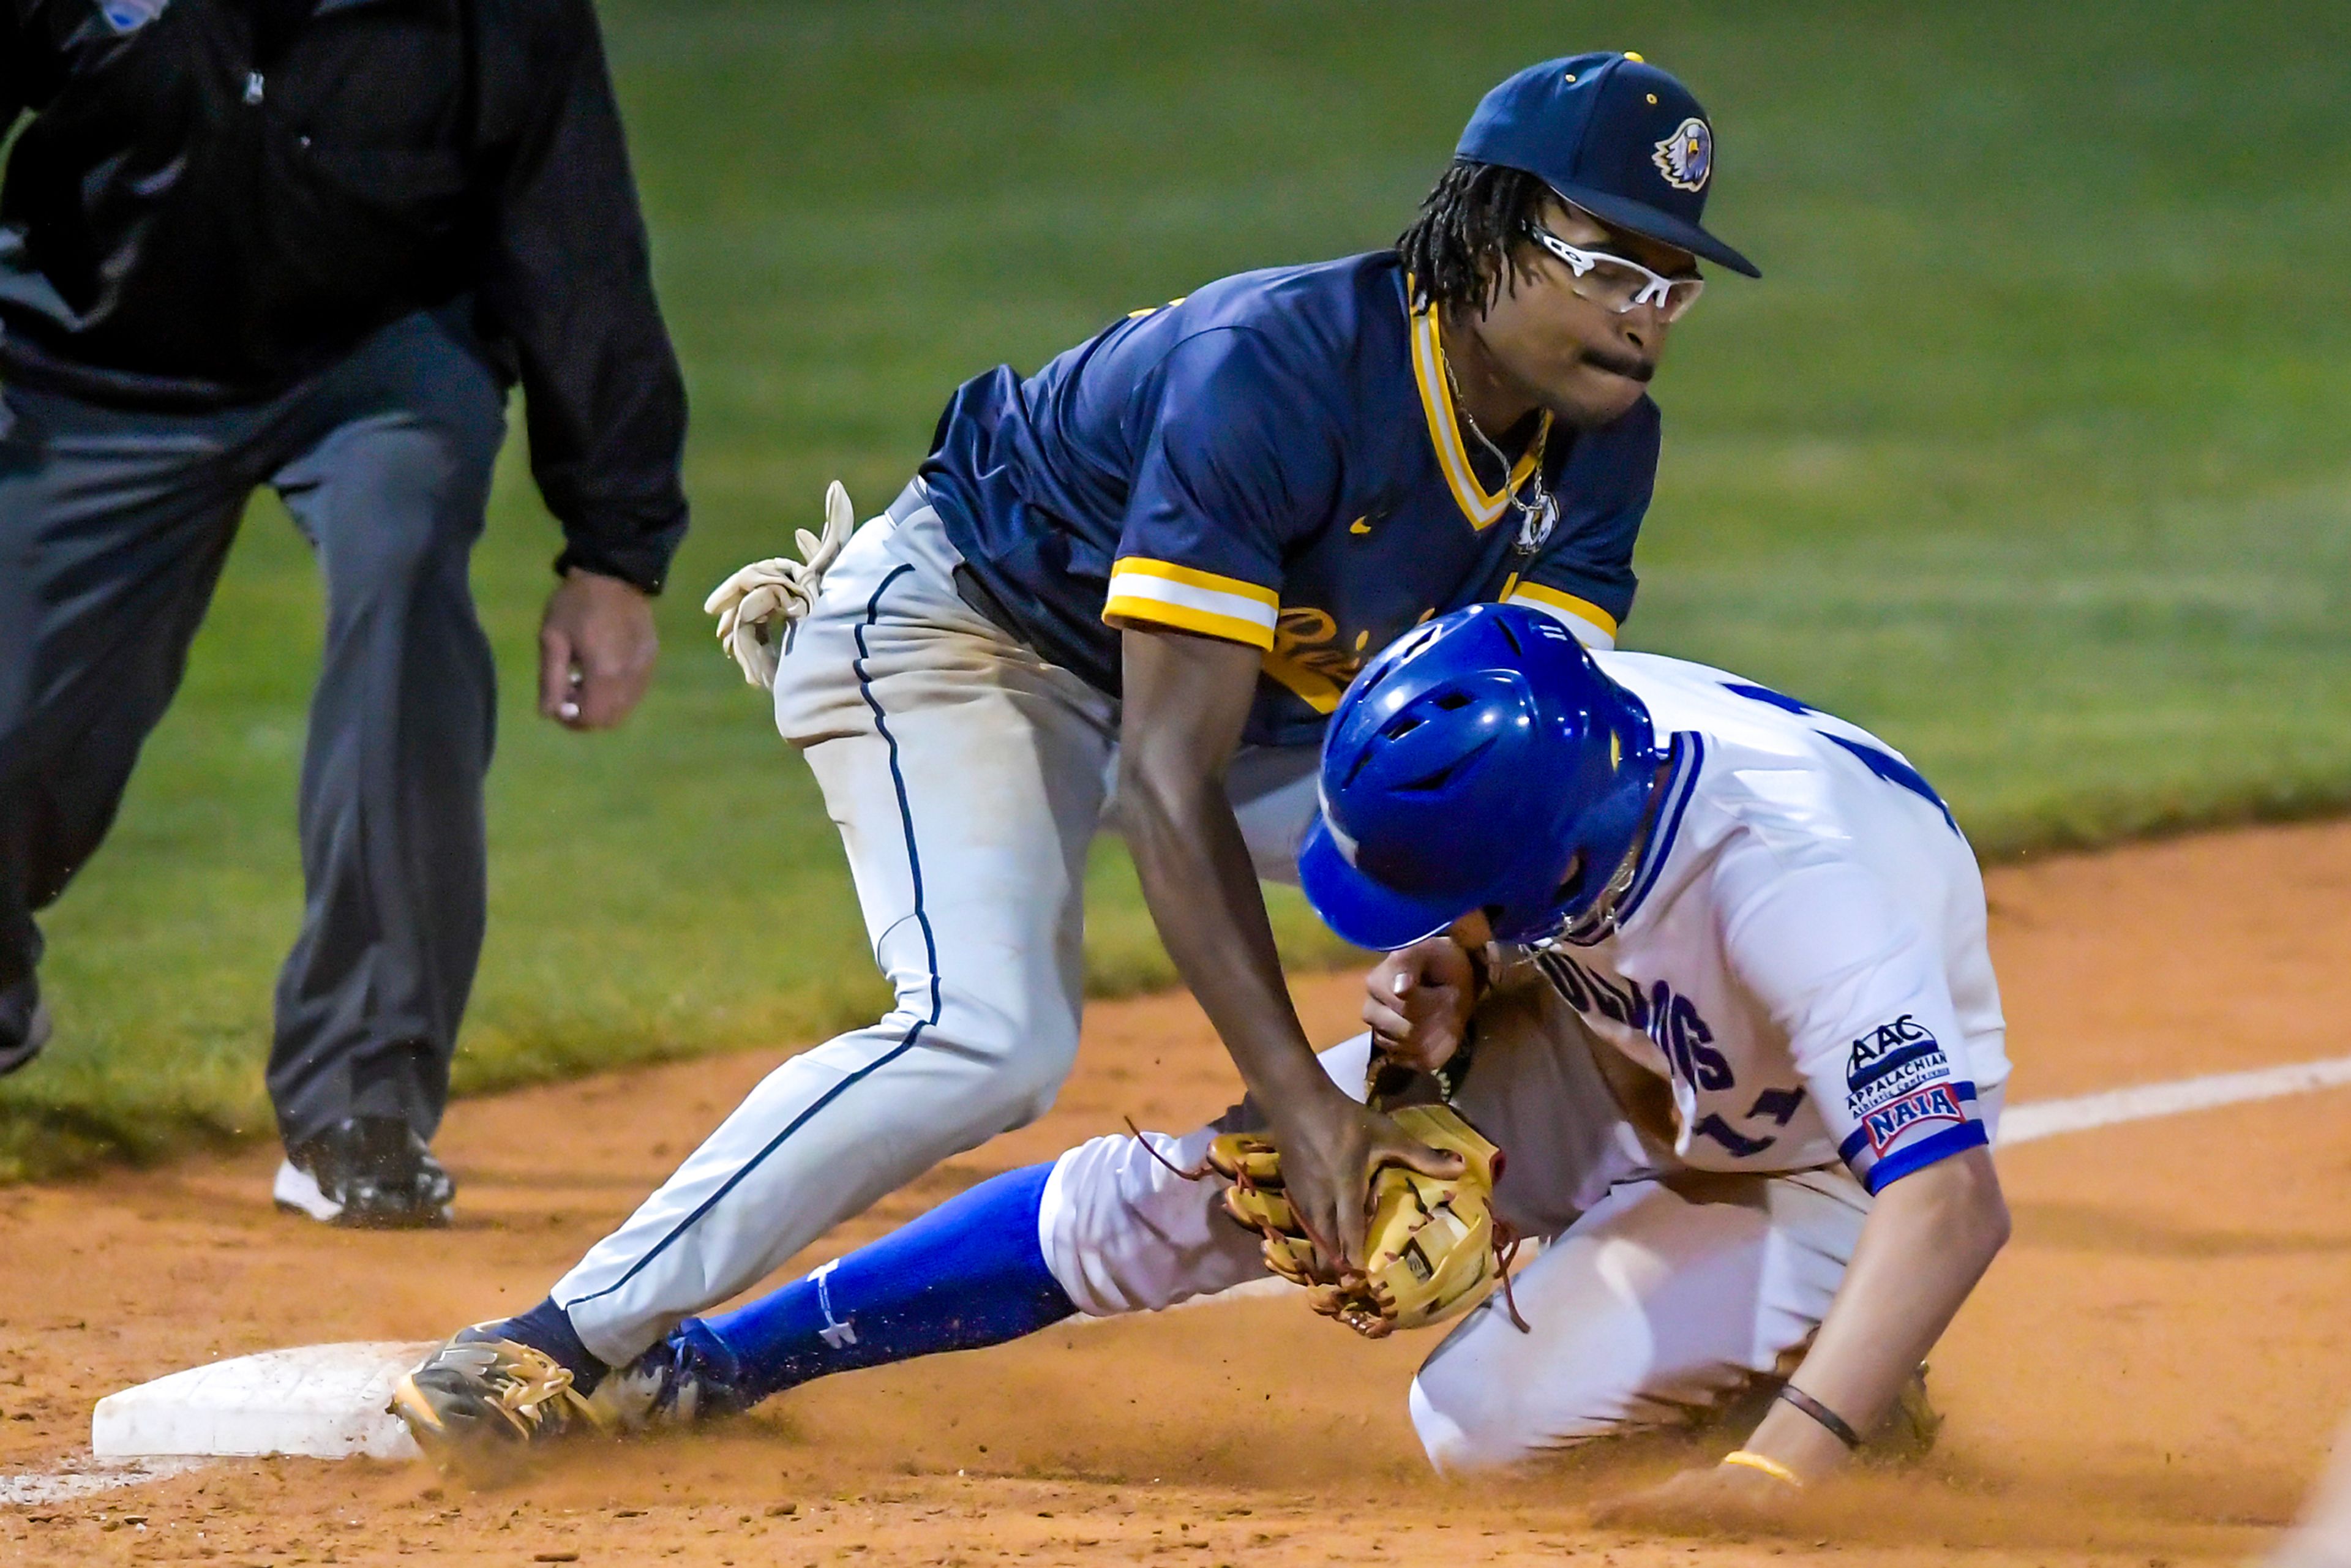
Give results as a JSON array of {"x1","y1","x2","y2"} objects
[{"x1": 1395, "y1": 160, "x2": 1554, "y2": 316}]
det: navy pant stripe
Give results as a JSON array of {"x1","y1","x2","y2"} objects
[
  {"x1": 853, "y1": 567, "x2": 942, "y2": 1021},
  {"x1": 563, "y1": 564, "x2": 940, "y2": 1312}
]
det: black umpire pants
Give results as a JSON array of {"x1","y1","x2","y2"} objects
[{"x1": 0, "y1": 307, "x2": 506, "y2": 1147}]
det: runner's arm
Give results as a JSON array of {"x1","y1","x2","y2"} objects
[
  {"x1": 1742, "y1": 1146, "x2": 2008, "y2": 1479},
  {"x1": 1720, "y1": 858, "x2": 2011, "y2": 1480}
]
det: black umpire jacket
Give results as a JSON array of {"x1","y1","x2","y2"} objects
[{"x1": 0, "y1": 0, "x2": 687, "y2": 591}]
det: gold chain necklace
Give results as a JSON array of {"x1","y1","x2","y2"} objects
[{"x1": 1443, "y1": 354, "x2": 1560, "y2": 556}]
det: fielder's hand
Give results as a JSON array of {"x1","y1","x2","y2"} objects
[
  {"x1": 1265, "y1": 1089, "x2": 1466, "y2": 1275},
  {"x1": 1210, "y1": 1102, "x2": 1504, "y2": 1337},
  {"x1": 1362, "y1": 936, "x2": 1479, "y2": 1075},
  {"x1": 704, "y1": 481, "x2": 857, "y2": 688}
]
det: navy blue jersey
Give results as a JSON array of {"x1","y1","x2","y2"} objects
[{"x1": 921, "y1": 252, "x2": 1660, "y2": 746}]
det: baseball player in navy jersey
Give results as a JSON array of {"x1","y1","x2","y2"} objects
[
  {"x1": 392, "y1": 52, "x2": 1771, "y2": 1456},
  {"x1": 400, "y1": 606, "x2": 2009, "y2": 1528}
]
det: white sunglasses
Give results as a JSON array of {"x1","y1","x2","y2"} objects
[{"x1": 1524, "y1": 222, "x2": 1704, "y2": 321}]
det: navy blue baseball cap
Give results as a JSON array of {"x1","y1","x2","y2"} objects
[{"x1": 1458, "y1": 51, "x2": 1759, "y2": 279}]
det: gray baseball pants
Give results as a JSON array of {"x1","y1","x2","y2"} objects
[
  {"x1": 553, "y1": 488, "x2": 1323, "y2": 1365},
  {"x1": 0, "y1": 307, "x2": 506, "y2": 1146}
]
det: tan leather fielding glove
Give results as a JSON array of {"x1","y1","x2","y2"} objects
[{"x1": 1208, "y1": 1103, "x2": 1506, "y2": 1339}]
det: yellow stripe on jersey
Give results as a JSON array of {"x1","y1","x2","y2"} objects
[
  {"x1": 1505, "y1": 582, "x2": 1620, "y2": 649},
  {"x1": 1407, "y1": 301, "x2": 1551, "y2": 532},
  {"x1": 1102, "y1": 557, "x2": 1280, "y2": 650}
]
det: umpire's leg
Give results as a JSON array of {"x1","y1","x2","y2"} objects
[
  {"x1": 0, "y1": 386, "x2": 255, "y2": 1066},
  {"x1": 264, "y1": 312, "x2": 506, "y2": 1149}
]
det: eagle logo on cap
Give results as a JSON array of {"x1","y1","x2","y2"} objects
[{"x1": 1651, "y1": 116, "x2": 1712, "y2": 192}]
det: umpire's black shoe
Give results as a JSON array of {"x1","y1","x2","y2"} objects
[
  {"x1": 0, "y1": 978, "x2": 50, "y2": 1076},
  {"x1": 274, "y1": 1117, "x2": 456, "y2": 1229}
]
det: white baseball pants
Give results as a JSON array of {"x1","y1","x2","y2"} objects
[
  {"x1": 555, "y1": 487, "x2": 1321, "y2": 1364},
  {"x1": 1037, "y1": 985, "x2": 1875, "y2": 1471}
]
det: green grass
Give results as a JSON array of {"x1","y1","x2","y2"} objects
[{"x1": 5, "y1": 0, "x2": 2349, "y2": 1177}]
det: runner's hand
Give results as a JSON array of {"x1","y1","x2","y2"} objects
[
  {"x1": 1589, "y1": 1461, "x2": 1805, "y2": 1533},
  {"x1": 1362, "y1": 937, "x2": 1479, "y2": 1075}
]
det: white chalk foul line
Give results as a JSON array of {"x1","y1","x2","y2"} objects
[
  {"x1": 0, "y1": 1452, "x2": 206, "y2": 1508},
  {"x1": 1998, "y1": 1053, "x2": 2351, "y2": 1147}
]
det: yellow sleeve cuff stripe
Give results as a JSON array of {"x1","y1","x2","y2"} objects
[
  {"x1": 1103, "y1": 562, "x2": 1280, "y2": 649},
  {"x1": 1102, "y1": 593, "x2": 1278, "y2": 650},
  {"x1": 1108, "y1": 557, "x2": 1280, "y2": 607},
  {"x1": 1506, "y1": 583, "x2": 1619, "y2": 648}
]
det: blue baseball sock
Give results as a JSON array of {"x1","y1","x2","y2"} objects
[{"x1": 692, "y1": 1161, "x2": 1076, "y2": 1404}]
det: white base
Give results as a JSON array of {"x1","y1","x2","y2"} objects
[{"x1": 92, "y1": 1343, "x2": 435, "y2": 1461}]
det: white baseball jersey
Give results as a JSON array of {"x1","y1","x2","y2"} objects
[
  {"x1": 1527, "y1": 651, "x2": 2010, "y2": 1195},
  {"x1": 1034, "y1": 649, "x2": 2009, "y2": 1467}
]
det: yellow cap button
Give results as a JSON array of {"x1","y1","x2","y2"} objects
[{"x1": 1624, "y1": 51, "x2": 1644, "y2": 61}]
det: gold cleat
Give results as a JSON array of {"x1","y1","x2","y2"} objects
[{"x1": 388, "y1": 1328, "x2": 615, "y2": 1479}]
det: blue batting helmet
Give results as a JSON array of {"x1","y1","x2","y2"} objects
[{"x1": 1297, "y1": 603, "x2": 1661, "y2": 950}]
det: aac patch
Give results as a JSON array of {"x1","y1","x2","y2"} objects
[
  {"x1": 1863, "y1": 1082, "x2": 1966, "y2": 1154},
  {"x1": 1847, "y1": 1013, "x2": 1944, "y2": 1097},
  {"x1": 97, "y1": 0, "x2": 169, "y2": 33},
  {"x1": 1652, "y1": 116, "x2": 1712, "y2": 192}
]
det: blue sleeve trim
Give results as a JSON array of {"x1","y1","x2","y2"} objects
[
  {"x1": 1613, "y1": 733, "x2": 1703, "y2": 926},
  {"x1": 1836, "y1": 1079, "x2": 1978, "y2": 1167},
  {"x1": 1861, "y1": 1120, "x2": 1989, "y2": 1195}
]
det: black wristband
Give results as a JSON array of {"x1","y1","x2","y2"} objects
[{"x1": 1775, "y1": 1383, "x2": 1863, "y2": 1450}]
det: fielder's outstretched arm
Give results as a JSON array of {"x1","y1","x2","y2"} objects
[{"x1": 1117, "y1": 626, "x2": 1461, "y2": 1270}]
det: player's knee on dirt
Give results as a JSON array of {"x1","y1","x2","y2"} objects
[
  {"x1": 1405, "y1": 1319, "x2": 1591, "y2": 1472},
  {"x1": 1404, "y1": 1244, "x2": 1676, "y2": 1472},
  {"x1": 1406, "y1": 1336, "x2": 1621, "y2": 1472},
  {"x1": 1407, "y1": 1368, "x2": 1505, "y2": 1472},
  {"x1": 1408, "y1": 1174, "x2": 1859, "y2": 1471}
]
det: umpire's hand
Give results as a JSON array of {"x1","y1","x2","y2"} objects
[{"x1": 539, "y1": 569, "x2": 659, "y2": 729}]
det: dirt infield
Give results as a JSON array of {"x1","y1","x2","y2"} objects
[{"x1": 6, "y1": 820, "x2": 2351, "y2": 1566}]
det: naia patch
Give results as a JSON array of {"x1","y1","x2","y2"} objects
[
  {"x1": 1862, "y1": 1081, "x2": 1967, "y2": 1155},
  {"x1": 97, "y1": 0, "x2": 170, "y2": 34},
  {"x1": 1652, "y1": 116, "x2": 1712, "y2": 192}
]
